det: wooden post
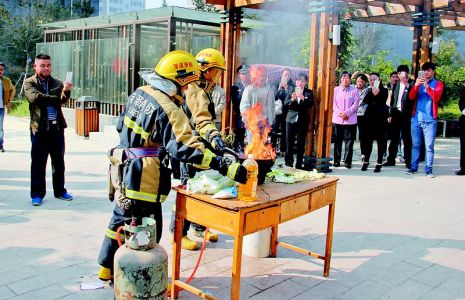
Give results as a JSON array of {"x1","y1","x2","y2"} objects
[
  {"x1": 306, "y1": 13, "x2": 320, "y2": 157},
  {"x1": 220, "y1": 1, "x2": 236, "y2": 131},
  {"x1": 420, "y1": 0, "x2": 433, "y2": 66},
  {"x1": 315, "y1": 12, "x2": 329, "y2": 158},
  {"x1": 323, "y1": 13, "x2": 338, "y2": 158}
]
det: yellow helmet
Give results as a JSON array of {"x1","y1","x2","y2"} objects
[
  {"x1": 195, "y1": 48, "x2": 227, "y2": 72},
  {"x1": 154, "y1": 50, "x2": 200, "y2": 86}
]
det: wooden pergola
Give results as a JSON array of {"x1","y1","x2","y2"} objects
[{"x1": 209, "y1": 0, "x2": 465, "y2": 169}]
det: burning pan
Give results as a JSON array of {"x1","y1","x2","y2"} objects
[{"x1": 224, "y1": 147, "x2": 274, "y2": 185}]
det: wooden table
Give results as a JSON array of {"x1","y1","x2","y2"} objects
[{"x1": 171, "y1": 176, "x2": 338, "y2": 300}]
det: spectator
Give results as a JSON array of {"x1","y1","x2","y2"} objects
[
  {"x1": 406, "y1": 62, "x2": 444, "y2": 178},
  {"x1": 240, "y1": 65, "x2": 275, "y2": 143},
  {"x1": 355, "y1": 73, "x2": 369, "y2": 164},
  {"x1": 231, "y1": 64, "x2": 249, "y2": 152},
  {"x1": 332, "y1": 71, "x2": 359, "y2": 168},
  {"x1": 211, "y1": 84, "x2": 226, "y2": 130},
  {"x1": 455, "y1": 87, "x2": 465, "y2": 175},
  {"x1": 359, "y1": 73, "x2": 389, "y2": 172},
  {"x1": 273, "y1": 68, "x2": 294, "y2": 155},
  {"x1": 24, "y1": 54, "x2": 73, "y2": 206},
  {"x1": 384, "y1": 65, "x2": 415, "y2": 168},
  {"x1": 386, "y1": 71, "x2": 399, "y2": 105},
  {"x1": 0, "y1": 62, "x2": 16, "y2": 153},
  {"x1": 284, "y1": 72, "x2": 313, "y2": 169}
]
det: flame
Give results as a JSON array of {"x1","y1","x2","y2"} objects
[{"x1": 243, "y1": 103, "x2": 276, "y2": 160}]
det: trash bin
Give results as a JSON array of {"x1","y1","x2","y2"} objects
[{"x1": 75, "y1": 96, "x2": 99, "y2": 137}]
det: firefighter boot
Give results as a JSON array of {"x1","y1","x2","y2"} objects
[
  {"x1": 194, "y1": 229, "x2": 218, "y2": 242},
  {"x1": 98, "y1": 266, "x2": 113, "y2": 281},
  {"x1": 182, "y1": 236, "x2": 199, "y2": 251}
]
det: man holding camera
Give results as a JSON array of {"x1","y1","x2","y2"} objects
[
  {"x1": 406, "y1": 62, "x2": 444, "y2": 178},
  {"x1": 384, "y1": 65, "x2": 415, "y2": 168}
]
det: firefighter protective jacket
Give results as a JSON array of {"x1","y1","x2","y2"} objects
[
  {"x1": 183, "y1": 80, "x2": 220, "y2": 144},
  {"x1": 109, "y1": 85, "x2": 215, "y2": 207}
]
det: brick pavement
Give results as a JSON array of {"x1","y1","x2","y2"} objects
[{"x1": 1, "y1": 115, "x2": 464, "y2": 299}]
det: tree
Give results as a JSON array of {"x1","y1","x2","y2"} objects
[
  {"x1": 435, "y1": 39, "x2": 465, "y2": 109},
  {"x1": 72, "y1": 1, "x2": 95, "y2": 18},
  {"x1": 0, "y1": 0, "x2": 70, "y2": 77},
  {"x1": 191, "y1": 0, "x2": 219, "y2": 13}
]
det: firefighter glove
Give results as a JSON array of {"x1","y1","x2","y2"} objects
[
  {"x1": 228, "y1": 163, "x2": 247, "y2": 184},
  {"x1": 211, "y1": 135, "x2": 225, "y2": 155},
  {"x1": 210, "y1": 156, "x2": 247, "y2": 184}
]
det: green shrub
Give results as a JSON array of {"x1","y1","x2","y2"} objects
[
  {"x1": 8, "y1": 98, "x2": 29, "y2": 117},
  {"x1": 438, "y1": 101, "x2": 461, "y2": 120}
]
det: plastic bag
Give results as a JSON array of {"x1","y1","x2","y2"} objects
[
  {"x1": 187, "y1": 170, "x2": 235, "y2": 195},
  {"x1": 212, "y1": 186, "x2": 237, "y2": 199}
]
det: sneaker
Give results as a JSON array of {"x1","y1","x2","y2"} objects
[
  {"x1": 426, "y1": 172, "x2": 435, "y2": 178},
  {"x1": 0, "y1": 146, "x2": 4, "y2": 152},
  {"x1": 181, "y1": 236, "x2": 199, "y2": 251},
  {"x1": 382, "y1": 161, "x2": 395, "y2": 167},
  {"x1": 56, "y1": 192, "x2": 73, "y2": 201},
  {"x1": 333, "y1": 162, "x2": 340, "y2": 167},
  {"x1": 405, "y1": 169, "x2": 417, "y2": 175},
  {"x1": 98, "y1": 266, "x2": 113, "y2": 281},
  {"x1": 455, "y1": 170, "x2": 465, "y2": 176},
  {"x1": 194, "y1": 229, "x2": 218, "y2": 242},
  {"x1": 31, "y1": 197, "x2": 43, "y2": 206},
  {"x1": 374, "y1": 164, "x2": 382, "y2": 173}
]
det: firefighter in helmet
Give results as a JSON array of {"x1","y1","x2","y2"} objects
[
  {"x1": 169, "y1": 48, "x2": 228, "y2": 251},
  {"x1": 98, "y1": 50, "x2": 247, "y2": 281}
]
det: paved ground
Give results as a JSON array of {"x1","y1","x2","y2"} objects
[{"x1": 1, "y1": 115, "x2": 465, "y2": 300}]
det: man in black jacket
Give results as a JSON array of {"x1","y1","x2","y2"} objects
[
  {"x1": 457, "y1": 87, "x2": 465, "y2": 175},
  {"x1": 24, "y1": 54, "x2": 73, "y2": 206},
  {"x1": 284, "y1": 73, "x2": 313, "y2": 169},
  {"x1": 384, "y1": 65, "x2": 415, "y2": 168}
]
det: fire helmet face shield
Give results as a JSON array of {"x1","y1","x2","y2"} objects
[
  {"x1": 154, "y1": 50, "x2": 200, "y2": 87},
  {"x1": 195, "y1": 48, "x2": 227, "y2": 72}
]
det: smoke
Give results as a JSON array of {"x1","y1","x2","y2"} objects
[{"x1": 240, "y1": 5, "x2": 311, "y2": 69}]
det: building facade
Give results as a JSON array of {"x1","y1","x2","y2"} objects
[{"x1": 98, "y1": 0, "x2": 145, "y2": 15}]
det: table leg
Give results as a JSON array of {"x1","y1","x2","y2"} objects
[
  {"x1": 171, "y1": 194, "x2": 183, "y2": 299},
  {"x1": 270, "y1": 224, "x2": 278, "y2": 257},
  {"x1": 323, "y1": 202, "x2": 336, "y2": 277},
  {"x1": 231, "y1": 214, "x2": 245, "y2": 300}
]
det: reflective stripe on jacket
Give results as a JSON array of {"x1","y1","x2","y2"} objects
[{"x1": 113, "y1": 85, "x2": 212, "y2": 204}]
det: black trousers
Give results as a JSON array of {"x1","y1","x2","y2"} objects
[
  {"x1": 285, "y1": 121, "x2": 307, "y2": 168},
  {"x1": 272, "y1": 113, "x2": 287, "y2": 152},
  {"x1": 233, "y1": 116, "x2": 246, "y2": 152},
  {"x1": 360, "y1": 120, "x2": 386, "y2": 165},
  {"x1": 333, "y1": 123, "x2": 357, "y2": 165},
  {"x1": 460, "y1": 116, "x2": 465, "y2": 171},
  {"x1": 30, "y1": 127, "x2": 67, "y2": 199},
  {"x1": 386, "y1": 112, "x2": 412, "y2": 167},
  {"x1": 98, "y1": 201, "x2": 162, "y2": 272}
]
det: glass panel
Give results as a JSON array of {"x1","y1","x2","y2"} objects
[
  {"x1": 36, "y1": 38, "x2": 129, "y2": 111},
  {"x1": 139, "y1": 22, "x2": 169, "y2": 85},
  {"x1": 175, "y1": 21, "x2": 220, "y2": 53}
]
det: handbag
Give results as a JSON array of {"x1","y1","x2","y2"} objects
[
  {"x1": 357, "y1": 102, "x2": 368, "y2": 116},
  {"x1": 356, "y1": 87, "x2": 370, "y2": 117}
]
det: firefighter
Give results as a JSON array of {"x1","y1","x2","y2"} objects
[
  {"x1": 169, "y1": 48, "x2": 228, "y2": 250},
  {"x1": 98, "y1": 50, "x2": 247, "y2": 281}
]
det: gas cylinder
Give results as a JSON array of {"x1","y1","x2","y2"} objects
[{"x1": 114, "y1": 217, "x2": 168, "y2": 300}]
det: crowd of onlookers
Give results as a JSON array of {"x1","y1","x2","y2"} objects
[
  {"x1": 229, "y1": 62, "x2": 465, "y2": 177},
  {"x1": 331, "y1": 62, "x2": 465, "y2": 177}
]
